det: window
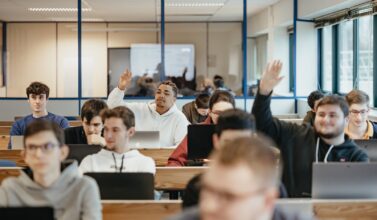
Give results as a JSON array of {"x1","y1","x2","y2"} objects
[
  {"x1": 322, "y1": 26, "x2": 333, "y2": 92},
  {"x1": 338, "y1": 21, "x2": 354, "y2": 93}
]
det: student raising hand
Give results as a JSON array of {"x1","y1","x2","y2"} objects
[
  {"x1": 259, "y1": 60, "x2": 283, "y2": 95},
  {"x1": 118, "y1": 69, "x2": 133, "y2": 90}
]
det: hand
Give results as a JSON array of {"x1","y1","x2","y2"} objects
[
  {"x1": 118, "y1": 69, "x2": 133, "y2": 90},
  {"x1": 87, "y1": 134, "x2": 106, "y2": 146},
  {"x1": 259, "y1": 60, "x2": 283, "y2": 95}
]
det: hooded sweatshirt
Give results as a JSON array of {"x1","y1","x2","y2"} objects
[
  {"x1": 252, "y1": 91, "x2": 368, "y2": 198},
  {"x1": 0, "y1": 161, "x2": 101, "y2": 220},
  {"x1": 79, "y1": 148, "x2": 156, "y2": 174},
  {"x1": 107, "y1": 87, "x2": 190, "y2": 148}
]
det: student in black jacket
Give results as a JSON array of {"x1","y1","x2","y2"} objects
[
  {"x1": 64, "y1": 99, "x2": 108, "y2": 145},
  {"x1": 252, "y1": 60, "x2": 368, "y2": 198}
]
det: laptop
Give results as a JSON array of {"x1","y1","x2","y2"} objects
[
  {"x1": 187, "y1": 124, "x2": 215, "y2": 162},
  {"x1": 354, "y1": 139, "x2": 377, "y2": 161},
  {"x1": 128, "y1": 131, "x2": 160, "y2": 148},
  {"x1": 312, "y1": 163, "x2": 377, "y2": 199},
  {"x1": 84, "y1": 172, "x2": 154, "y2": 200},
  {"x1": 0, "y1": 207, "x2": 54, "y2": 220},
  {"x1": 67, "y1": 144, "x2": 102, "y2": 164},
  {"x1": 10, "y1": 136, "x2": 24, "y2": 150}
]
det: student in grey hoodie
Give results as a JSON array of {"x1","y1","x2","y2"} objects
[{"x1": 0, "y1": 120, "x2": 101, "y2": 220}]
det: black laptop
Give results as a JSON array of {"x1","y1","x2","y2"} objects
[
  {"x1": 354, "y1": 139, "x2": 377, "y2": 161},
  {"x1": 67, "y1": 144, "x2": 102, "y2": 164},
  {"x1": 0, "y1": 207, "x2": 54, "y2": 220},
  {"x1": 187, "y1": 124, "x2": 215, "y2": 163},
  {"x1": 84, "y1": 172, "x2": 154, "y2": 200}
]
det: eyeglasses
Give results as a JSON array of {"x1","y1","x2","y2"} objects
[
  {"x1": 25, "y1": 142, "x2": 59, "y2": 154},
  {"x1": 350, "y1": 109, "x2": 368, "y2": 116}
]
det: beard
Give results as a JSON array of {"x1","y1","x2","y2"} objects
[{"x1": 315, "y1": 123, "x2": 345, "y2": 139}]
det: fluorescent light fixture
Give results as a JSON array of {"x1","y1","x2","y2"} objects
[
  {"x1": 28, "y1": 8, "x2": 92, "y2": 12},
  {"x1": 166, "y1": 2, "x2": 225, "y2": 7}
]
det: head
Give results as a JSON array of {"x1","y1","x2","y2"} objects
[
  {"x1": 308, "y1": 90, "x2": 325, "y2": 112},
  {"x1": 200, "y1": 136, "x2": 280, "y2": 220},
  {"x1": 346, "y1": 90, "x2": 370, "y2": 128},
  {"x1": 81, "y1": 99, "x2": 108, "y2": 137},
  {"x1": 314, "y1": 95, "x2": 349, "y2": 139},
  {"x1": 195, "y1": 93, "x2": 210, "y2": 116},
  {"x1": 208, "y1": 90, "x2": 236, "y2": 124},
  {"x1": 213, "y1": 109, "x2": 255, "y2": 149},
  {"x1": 101, "y1": 106, "x2": 135, "y2": 152},
  {"x1": 26, "y1": 82, "x2": 50, "y2": 114},
  {"x1": 22, "y1": 120, "x2": 69, "y2": 177},
  {"x1": 155, "y1": 80, "x2": 178, "y2": 114},
  {"x1": 213, "y1": 75, "x2": 225, "y2": 89}
]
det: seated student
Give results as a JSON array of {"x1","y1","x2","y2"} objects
[
  {"x1": 182, "y1": 93, "x2": 210, "y2": 124},
  {"x1": 0, "y1": 120, "x2": 101, "y2": 220},
  {"x1": 252, "y1": 60, "x2": 368, "y2": 197},
  {"x1": 9, "y1": 82, "x2": 69, "y2": 149},
  {"x1": 169, "y1": 137, "x2": 312, "y2": 220},
  {"x1": 167, "y1": 90, "x2": 235, "y2": 166},
  {"x1": 79, "y1": 106, "x2": 155, "y2": 174},
  {"x1": 64, "y1": 99, "x2": 108, "y2": 145},
  {"x1": 303, "y1": 90, "x2": 325, "y2": 126},
  {"x1": 345, "y1": 89, "x2": 377, "y2": 139}
]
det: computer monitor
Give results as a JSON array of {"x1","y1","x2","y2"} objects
[
  {"x1": 84, "y1": 172, "x2": 154, "y2": 200},
  {"x1": 128, "y1": 131, "x2": 160, "y2": 148},
  {"x1": 0, "y1": 207, "x2": 54, "y2": 220},
  {"x1": 187, "y1": 124, "x2": 215, "y2": 161},
  {"x1": 312, "y1": 162, "x2": 377, "y2": 199},
  {"x1": 67, "y1": 144, "x2": 102, "y2": 164},
  {"x1": 354, "y1": 139, "x2": 377, "y2": 162}
]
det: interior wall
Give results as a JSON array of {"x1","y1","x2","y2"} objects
[{"x1": 108, "y1": 23, "x2": 158, "y2": 48}]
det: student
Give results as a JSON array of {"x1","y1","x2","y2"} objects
[
  {"x1": 182, "y1": 93, "x2": 210, "y2": 124},
  {"x1": 9, "y1": 82, "x2": 69, "y2": 149},
  {"x1": 79, "y1": 106, "x2": 155, "y2": 174},
  {"x1": 64, "y1": 99, "x2": 108, "y2": 145},
  {"x1": 167, "y1": 90, "x2": 235, "y2": 166},
  {"x1": 169, "y1": 137, "x2": 311, "y2": 220},
  {"x1": 107, "y1": 69, "x2": 190, "y2": 147},
  {"x1": 0, "y1": 120, "x2": 101, "y2": 220},
  {"x1": 252, "y1": 60, "x2": 368, "y2": 197},
  {"x1": 303, "y1": 90, "x2": 325, "y2": 126},
  {"x1": 345, "y1": 89, "x2": 377, "y2": 139}
]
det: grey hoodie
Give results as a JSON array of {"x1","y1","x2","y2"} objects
[{"x1": 0, "y1": 161, "x2": 101, "y2": 220}]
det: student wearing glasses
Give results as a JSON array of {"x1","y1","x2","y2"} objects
[
  {"x1": 345, "y1": 89, "x2": 377, "y2": 139},
  {"x1": 0, "y1": 120, "x2": 101, "y2": 220}
]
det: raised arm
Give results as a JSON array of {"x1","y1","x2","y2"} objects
[{"x1": 107, "y1": 69, "x2": 133, "y2": 108}]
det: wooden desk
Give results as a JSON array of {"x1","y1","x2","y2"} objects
[
  {"x1": 0, "y1": 126, "x2": 10, "y2": 136},
  {"x1": 0, "y1": 135, "x2": 9, "y2": 150}
]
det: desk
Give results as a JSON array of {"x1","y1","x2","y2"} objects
[
  {"x1": 0, "y1": 126, "x2": 10, "y2": 136},
  {"x1": 0, "y1": 135, "x2": 9, "y2": 150}
]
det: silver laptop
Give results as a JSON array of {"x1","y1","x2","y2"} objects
[
  {"x1": 312, "y1": 163, "x2": 377, "y2": 199},
  {"x1": 10, "y1": 136, "x2": 24, "y2": 150},
  {"x1": 128, "y1": 131, "x2": 160, "y2": 149}
]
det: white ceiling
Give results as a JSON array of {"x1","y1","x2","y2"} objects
[{"x1": 0, "y1": 0, "x2": 280, "y2": 22}]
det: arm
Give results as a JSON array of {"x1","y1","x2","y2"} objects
[
  {"x1": 78, "y1": 156, "x2": 93, "y2": 174},
  {"x1": 167, "y1": 136, "x2": 188, "y2": 166},
  {"x1": 8, "y1": 121, "x2": 22, "y2": 149},
  {"x1": 81, "y1": 178, "x2": 102, "y2": 220},
  {"x1": 0, "y1": 188, "x2": 8, "y2": 206},
  {"x1": 143, "y1": 157, "x2": 156, "y2": 175},
  {"x1": 107, "y1": 69, "x2": 132, "y2": 109},
  {"x1": 173, "y1": 115, "x2": 190, "y2": 146},
  {"x1": 60, "y1": 118, "x2": 70, "y2": 129}
]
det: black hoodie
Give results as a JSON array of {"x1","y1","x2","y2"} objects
[{"x1": 252, "y1": 91, "x2": 368, "y2": 198}]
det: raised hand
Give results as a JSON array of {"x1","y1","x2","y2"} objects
[
  {"x1": 118, "y1": 69, "x2": 133, "y2": 90},
  {"x1": 259, "y1": 60, "x2": 283, "y2": 95},
  {"x1": 87, "y1": 134, "x2": 106, "y2": 146}
]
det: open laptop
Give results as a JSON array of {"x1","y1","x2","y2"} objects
[
  {"x1": 67, "y1": 144, "x2": 102, "y2": 164},
  {"x1": 187, "y1": 124, "x2": 215, "y2": 164},
  {"x1": 312, "y1": 163, "x2": 377, "y2": 199},
  {"x1": 128, "y1": 131, "x2": 160, "y2": 148},
  {"x1": 10, "y1": 136, "x2": 24, "y2": 150},
  {"x1": 0, "y1": 207, "x2": 54, "y2": 220},
  {"x1": 84, "y1": 172, "x2": 154, "y2": 200},
  {"x1": 354, "y1": 139, "x2": 377, "y2": 161}
]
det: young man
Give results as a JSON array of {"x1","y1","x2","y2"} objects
[
  {"x1": 79, "y1": 106, "x2": 155, "y2": 174},
  {"x1": 9, "y1": 82, "x2": 69, "y2": 148},
  {"x1": 182, "y1": 93, "x2": 210, "y2": 124},
  {"x1": 64, "y1": 99, "x2": 108, "y2": 145},
  {"x1": 303, "y1": 90, "x2": 325, "y2": 126},
  {"x1": 170, "y1": 137, "x2": 311, "y2": 220},
  {"x1": 345, "y1": 89, "x2": 377, "y2": 139},
  {"x1": 252, "y1": 60, "x2": 368, "y2": 197},
  {"x1": 167, "y1": 90, "x2": 235, "y2": 166},
  {"x1": 0, "y1": 120, "x2": 101, "y2": 220},
  {"x1": 107, "y1": 70, "x2": 189, "y2": 147}
]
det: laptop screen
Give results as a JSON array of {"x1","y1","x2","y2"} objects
[
  {"x1": 0, "y1": 207, "x2": 54, "y2": 220},
  {"x1": 187, "y1": 124, "x2": 215, "y2": 161}
]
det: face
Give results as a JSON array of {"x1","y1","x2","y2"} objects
[
  {"x1": 155, "y1": 84, "x2": 176, "y2": 112},
  {"x1": 200, "y1": 161, "x2": 276, "y2": 220},
  {"x1": 213, "y1": 130, "x2": 253, "y2": 150},
  {"x1": 82, "y1": 116, "x2": 104, "y2": 137},
  {"x1": 103, "y1": 117, "x2": 134, "y2": 151},
  {"x1": 195, "y1": 104, "x2": 209, "y2": 117},
  {"x1": 209, "y1": 101, "x2": 234, "y2": 124},
  {"x1": 348, "y1": 103, "x2": 369, "y2": 128},
  {"x1": 314, "y1": 104, "x2": 347, "y2": 139},
  {"x1": 28, "y1": 94, "x2": 47, "y2": 113},
  {"x1": 23, "y1": 131, "x2": 68, "y2": 176}
]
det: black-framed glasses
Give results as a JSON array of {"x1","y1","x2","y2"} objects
[{"x1": 25, "y1": 142, "x2": 59, "y2": 154}]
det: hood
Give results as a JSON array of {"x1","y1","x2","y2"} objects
[{"x1": 147, "y1": 100, "x2": 178, "y2": 117}]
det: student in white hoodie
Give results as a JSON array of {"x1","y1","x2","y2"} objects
[
  {"x1": 107, "y1": 69, "x2": 190, "y2": 148},
  {"x1": 0, "y1": 120, "x2": 101, "y2": 220},
  {"x1": 79, "y1": 106, "x2": 156, "y2": 174}
]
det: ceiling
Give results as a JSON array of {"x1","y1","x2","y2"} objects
[{"x1": 0, "y1": 0, "x2": 280, "y2": 22}]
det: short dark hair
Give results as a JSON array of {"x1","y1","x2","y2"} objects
[
  {"x1": 308, "y1": 90, "x2": 324, "y2": 110},
  {"x1": 213, "y1": 75, "x2": 225, "y2": 88},
  {"x1": 346, "y1": 89, "x2": 370, "y2": 107},
  {"x1": 215, "y1": 109, "x2": 255, "y2": 136},
  {"x1": 101, "y1": 106, "x2": 135, "y2": 130},
  {"x1": 81, "y1": 99, "x2": 108, "y2": 122},
  {"x1": 316, "y1": 95, "x2": 349, "y2": 117},
  {"x1": 195, "y1": 93, "x2": 210, "y2": 109},
  {"x1": 209, "y1": 90, "x2": 235, "y2": 110},
  {"x1": 26, "y1": 82, "x2": 50, "y2": 98},
  {"x1": 24, "y1": 120, "x2": 65, "y2": 147},
  {"x1": 158, "y1": 80, "x2": 178, "y2": 97}
]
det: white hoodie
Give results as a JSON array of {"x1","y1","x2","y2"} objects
[
  {"x1": 79, "y1": 149, "x2": 156, "y2": 174},
  {"x1": 107, "y1": 87, "x2": 190, "y2": 148}
]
